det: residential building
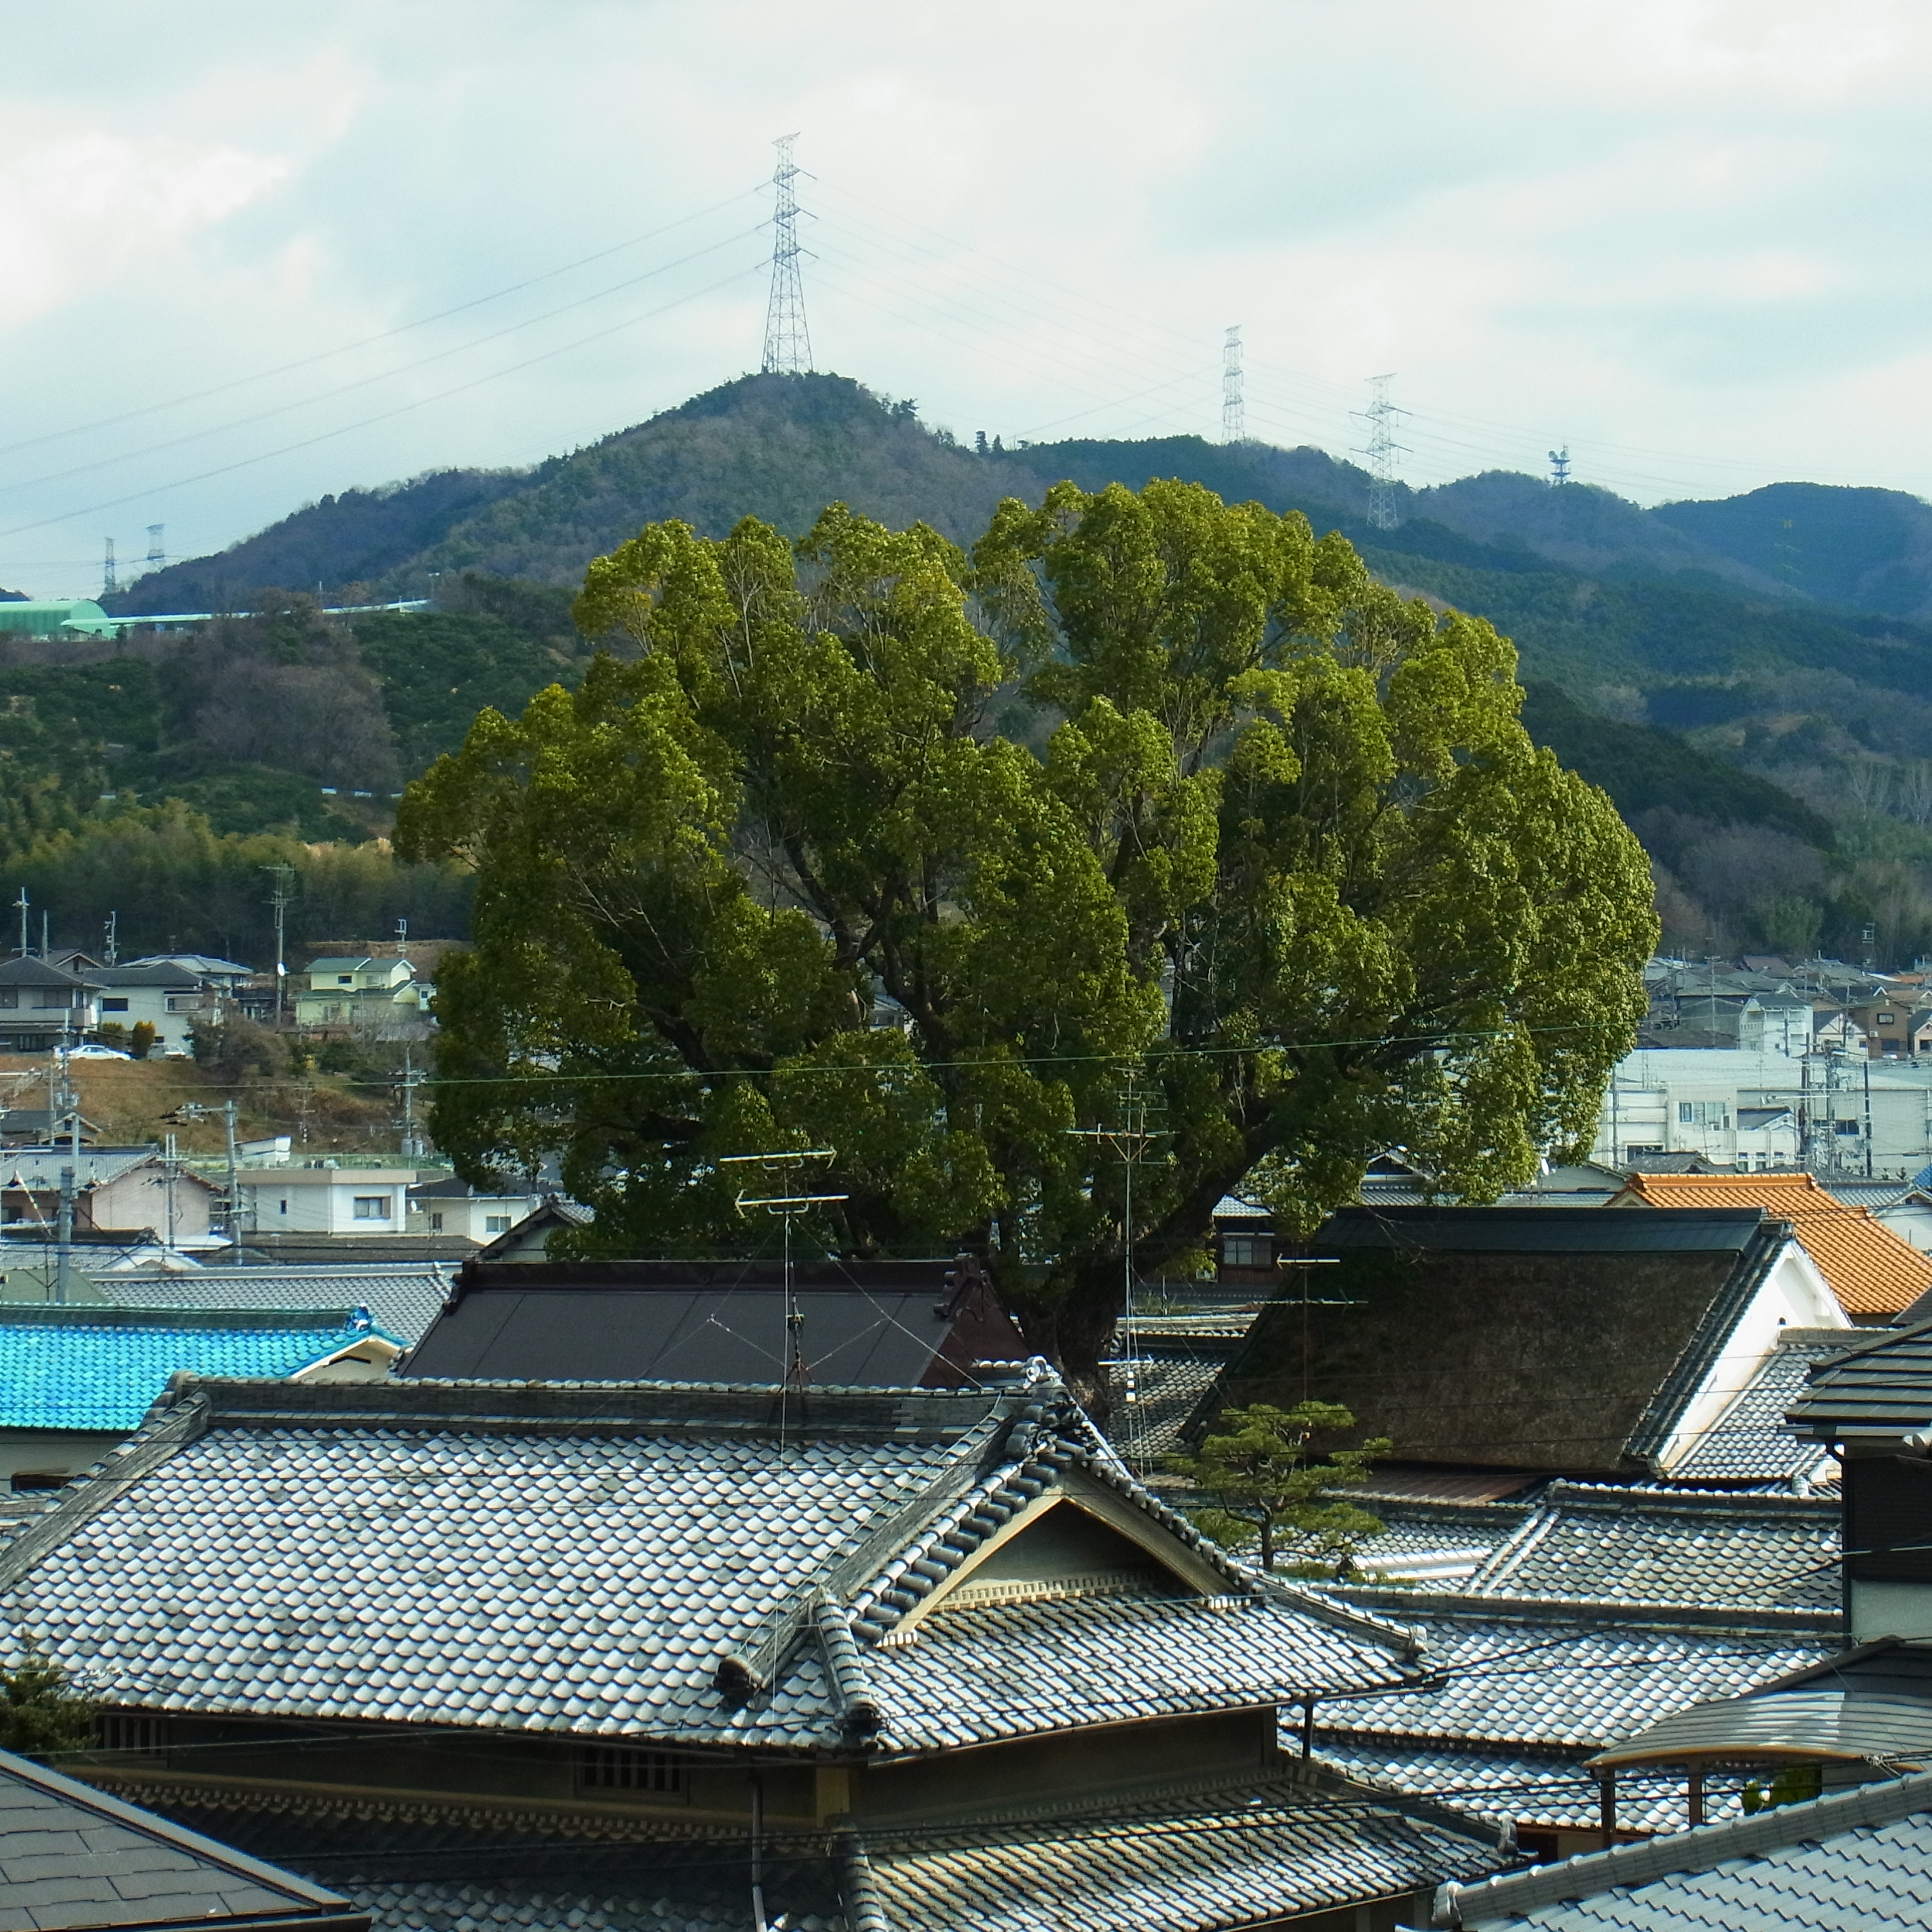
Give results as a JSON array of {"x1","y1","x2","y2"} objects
[
  {"x1": 1426, "y1": 1769, "x2": 1932, "y2": 1930},
  {"x1": 473, "y1": 1193, "x2": 590, "y2": 1259},
  {"x1": 232, "y1": 1166, "x2": 419, "y2": 1238},
  {"x1": 119, "y1": 952, "x2": 254, "y2": 995},
  {"x1": 87, "y1": 961, "x2": 215, "y2": 1056},
  {"x1": 28, "y1": 1373, "x2": 1511, "y2": 1931},
  {"x1": 0, "y1": 1147, "x2": 220, "y2": 1248},
  {"x1": 400, "y1": 1256, "x2": 1027, "y2": 1386},
  {"x1": 0, "y1": 955, "x2": 98, "y2": 1051},
  {"x1": 405, "y1": 1174, "x2": 542, "y2": 1241},
  {"x1": 1849, "y1": 994, "x2": 1932, "y2": 1060},
  {"x1": 0, "y1": 1105, "x2": 102, "y2": 1147},
  {"x1": 1611, "y1": 1171, "x2": 1932, "y2": 1322},
  {"x1": 293, "y1": 956, "x2": 430, "y2": 1030},
  {"x1": 1211, "y1": 1207, "x2": 1846, "y2": 1481},
  {"x1": 0, "y1": 1302, "x2": 397, "y2": 1487},
  {"x1": 1825, "y1": 1178, "x2": 1932, "y2": 1253},
  {"x1": 0, "y1": 1748, "x2": 367, "y2": 1932}
]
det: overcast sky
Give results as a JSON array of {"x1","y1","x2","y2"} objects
[{"x1": 1, "y1": 0, "x2": 1927, "y2": 595}]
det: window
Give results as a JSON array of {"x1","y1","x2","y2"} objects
[
  {"x1": 98, "y1": 1712, "x2": 167, "y2": 1756},
  {"x1": 10, "y1": 1471, "x2": 66, "y2": 1492},
  {"x1": 352, "y1": 1195, "x2": 391, "y2": 1220},
  {"x1": 429, "y1": 1211, "x2": 444, "y2": 1232},
  {"x1": 1836, "y1": 1120, "x2": 1863, "y2": 1137},
  {"x1": 32, "y1": 989, "x2": 67, "y2": 1008},
  {"x1": 337, "y1": 974, "x2": 353, "y2": 985},
  {"x1": 1878, "y1": 1012, "x2": 1897, "y2": 1025},
  {"x1": 0, "y1": 991, "x2": 16, "y2": 1009},
  {"x1": 101, "y1": 997, "x2": 129, "y2": 1013},
  {"x1": 1677, "y1": 1102, "x2": 1729, "y2": 1126},
  {"x1": 278, "y1": 1198, "x2": 289, "y2": 1214},
  {"x1": 1222, "y1": 1235, "x2": 1272, "y2": 1269},
  {"x1": 484, "y1": 1214, "x2": 513, "y2": 1234},
  {"x1": 576, "y1": 1745, "x2": 683, "y2": 1794}
]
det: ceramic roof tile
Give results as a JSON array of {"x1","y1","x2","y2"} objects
[
  {"x1": 1616, "y1": 1172, "x2": 1932, "y2": 1316},
  {"x1": 103, "y1": 1268, "x2": 451, "y2": 1344},
  {"x1": 1670, "y1": 1338, "x2": 1847, "y2": 1485},
  {"x1": 1445, "y1": 1767, "x2": 1932, "y2": 1929},
  {"x1": 3, "y1": 1378, "x2": 1409, "y2": 1753},
  {"x1": 0, "y1": 1309, "x2": 389, "y2": 1432}
]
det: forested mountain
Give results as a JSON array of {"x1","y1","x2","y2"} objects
[{"x1": 47, "y1": 370, "x2": 1932, "y2": 967}]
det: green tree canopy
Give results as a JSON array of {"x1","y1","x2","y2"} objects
[{"x1": 397, "y1": 481, "x2": 1657, "y2": 1400}]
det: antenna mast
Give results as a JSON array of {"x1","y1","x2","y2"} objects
[
  {"x1": 1548, "y1": 446, "x2": 1571, "y2": 487},
  {"x1": 760, "y1": 135, "x2": 813, "y2": 376},
  {"x1": 1353, "y1": 374, "x2": 1409, "y2": 531},
  {"x1": 1221, "y1": 326, "x2": 1245, "y2": 443}
]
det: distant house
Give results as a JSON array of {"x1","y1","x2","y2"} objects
[
  {"x1": 293, "y1": 955, "x2": 430, "y2": 1029},
  {"x1": 0, "y1": 1106, "x2": 102, "y2": 1147},
  {"x1": 400, "y1": 1256, "x2": 1029, "y2": 1388},
  {"x1": 1847, "y1": 994, "x2": 1932, "y2": 1059},
  {"x1": 405, "y1": 1174, "x2": 542, "y2": 1242},
  {"x1": 101, "y1": 1262, "x2": 454, "y2": 1346},
  {"x1": 119, "y1": 951, "x2": 254, "y2": 994},
  {"x1": 0, "y1": 1302, "x2": 397, "y2": 1488},
  {"x1": 232, "y1": 1165, "x2": 419, "y2": 1237},
  {"x1": 473, "y1": 1193, "x2": 590, "y2": 1259},
  {"x1": 1210, "y1": 1205, "x2": 1846, "y2": 1481},
  {"x1": 1611, "y1": 1170, "x2": 1932, "y2": 1321},
  {"x1": 21, "y1": 1373, "x2": 1508, "y2": 1930},
  {"x1": 86, "y1": 960, "x2": 211, "y2": 1056},
  {"x1": 0, "y1": 1147, "x2": 221, "y2": 1247},
  {"x1": 0, "y1": 955, "x2": 98, "y2": 1051}
]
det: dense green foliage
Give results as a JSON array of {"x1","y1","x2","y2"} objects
[
  {"x1": 1167, "y1": 1402, "x2": 1389, "y2": 1574},
  {"x1": 399, "y1": 483, "x2": 1656, "y2": 1396},
  {"x1": 0, "y1": 1649, "x2": 95, "y2": 1760}
]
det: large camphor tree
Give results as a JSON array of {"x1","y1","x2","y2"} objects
[{"x1": 397, "y1": 481, "x2": 1657, "y2": 1404}]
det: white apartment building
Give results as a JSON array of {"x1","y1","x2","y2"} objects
[
  {"x1": 1593, "y1": 1049, "x2": 1932, "y2": 1180},
  {"x1": 234, "y1": 1166, "x2": 419, "y2": 1236}
]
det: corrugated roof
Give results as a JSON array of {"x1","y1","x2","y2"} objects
[
  {"x1": 1616, "y1": 1171, "x2": 1932, "y2": 1316},
  {"x1": 1592, "y1": 1690, "x2": 1932, "y2": 1767},
  {"x1": 1441, "y1": 1766, "x2": 1932, "y2": 1929}
]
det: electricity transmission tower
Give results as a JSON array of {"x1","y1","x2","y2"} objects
[
  {"x1": 761, "y1": 135, "x2": 813, "y2": 375},
  {"x1": 145, "y1": 524, "x2": 165, "y2": 569},
  {"x1": 1353, "y1": 374, "x2": 1409, "y2": 531},
  {"x1": 1221, "y1": 326, "x2": 1245, "y2": 443},
  {"x1": 100, "y1": 538, "x2": 117, "y2": 598}
]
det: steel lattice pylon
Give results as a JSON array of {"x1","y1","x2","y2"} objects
[
  {"x1": 1221, "y1": 326, "x2": 1245, "y2": 443},
  {"x1": 1353, "y1": 372, "x2": 1410, "y2": 531},
  {"x1": 761, "y1": 134, "x2": 813, "y2": 376}
]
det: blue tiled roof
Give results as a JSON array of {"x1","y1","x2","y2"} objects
[{"x1": 0, "y1": 1308, "x2": 388, "y2": 1432}]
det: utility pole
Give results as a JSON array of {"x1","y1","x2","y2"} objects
[
  {"x1": 53, "y1": 1047, "x2": 77, "y2": 1304},
  {"x1": 224, "y1": 1098, "x2": 240, "y2": 1263},
  {"x1": 398, "y1": 1048, "x2": 424, "y2": 1162},
  {"x1": 1221, "y1": 326, "x2": 1245, "y2": 443},
  {"x1": 12, "y1": 888, "x2": 25, "y2": 958},
  {"x1": 102, "y1": 911, "x2": 117, "y2": 966},
  {"x1": 1353, "y1": 374, "x2": 1409, "y2": 532},
  {"x1": 760, "y1": 135, "x2": 813, "y2": 376},
  {"x1": 263, "y1": 864, "x2": 294, "y2": 1020}
]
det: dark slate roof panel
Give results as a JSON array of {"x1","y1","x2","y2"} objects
[
  {"x1": 0, "y1": 1749, "x2": 357, "y2": 1931},
  {"x1": 1313, "y1": 1205, "x2": 1768, "y2": 1254},
  {"x1": 1787, "y1": 1320, "x2": 1932, "y2": 1438},
  {"x1": 102, "y1": 1268, "x2": 452, "y2": 1345}
]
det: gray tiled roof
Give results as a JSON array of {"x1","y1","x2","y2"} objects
[
  {"x1": 1309, "y1": 1605, "x2": 1832, "y2": 1755},
  {"x1": 1439, "y1": 1767, "x2": 1932, "y2": 1929},
  {"x1": 1347, "y1": 1501, "x2": 1535, "y2": 1584},
  {"x1": 2, "y1": 1378, "x2": 1414, "y2": 1755},
  {"x1": 0, "y1": 1748, "x2": 358, "y2": 1931},
  {"x1": 854, "y1": 1779, "x2": 1507, "y2": 1932},
  {"x1": 1465, "y1": 1482, "x2": 1839, "y2": 1611},
  {"x1": 101, "y1": 1266, "x2": 452, "y2": 1343},
  {"x1": 1669, "y1": 1335, "x2": 1847, "y2": 1486}
]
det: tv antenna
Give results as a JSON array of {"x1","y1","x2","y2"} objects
[
  {"x1": 1548, "y1": 446, "x2": 1571, "y2": 487},
  {"x1": 722, "y1": 1148, "x2": 845, "y2": 1440},
  {"x1": 760, "y1": 134, "x2": 813, "y2": 376},
  {"x1": 1352, "y1": 374, "x2": 1409, "y2": 531},
  {"x1": 1222, "y1": 326, "x2": 1245, "y2": 443},
  {"x1": 1068, "y1": 1069, "x2": 1168, "y2": 1449}
]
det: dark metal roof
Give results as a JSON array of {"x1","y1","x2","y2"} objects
[
  {"x1": 400, "y1": 1258, "x2": 1027, "y2": 1389},
  {"x1": 0, "y1": 1747, "x2": 362, "y2": 1931},
  {"x1": 1787, "y1": 1321, "x2": 1932, "y2": 1439},
  {"x1": 1313, "y1": 1205, "x2": 1771, "y2": 1253},
  {"x1": 1591, "y1": 1690, "x2": 1932, "y2": 1767}
]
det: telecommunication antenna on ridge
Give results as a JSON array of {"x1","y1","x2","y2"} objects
[
  {"x1": 145, "y1": 524, "x2": 165, "y2": 569},
  {"x1": 760, "y1": 135, "x2": 813, "y2": 376},
  {"x1": 723, "y1": 1148, "x2": 846, "y2": 1445},
  {"x1": 1548, "y1": 446, "x2": 1571, "y2": 487},
  {"x1": 100, "y1": 538, "x2": 117, "y2": 599},
  {"x1": 1221, "y1": 326, "x2": 1245, "y2": 443},
  {"x1": 1352, "y1": 374, "x2": 1409, "y2": 532}
]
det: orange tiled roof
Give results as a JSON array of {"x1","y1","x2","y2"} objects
[{"x1": 1613, "y1": 1171, "x2": 1932, "y2": 1316}]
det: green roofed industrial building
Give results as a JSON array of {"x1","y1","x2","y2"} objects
[{"x1": 0, "y1": 599, "x2": 124, "y2": 639}]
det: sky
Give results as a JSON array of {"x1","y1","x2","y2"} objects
[{"x1": 1, "y1": 0, "x2": 1928, "y2": 596}]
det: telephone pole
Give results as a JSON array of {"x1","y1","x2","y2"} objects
[
  {"x1": 263, "y1": 864, "x2": 294, "y2": 1020},
  {"x1": 1353, "y1": 374, "x2": 1409, "y2": 531},
  {"x1": 1221, "y1": 326, "x2": 1245, "y2": 443},
  {"x1": 760, "y1": 135, "x2": 813, "y2": 376}
]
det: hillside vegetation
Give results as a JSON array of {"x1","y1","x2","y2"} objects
[{"x1": 44, "y1": 369, "x2": 1932, "y2": 969}]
